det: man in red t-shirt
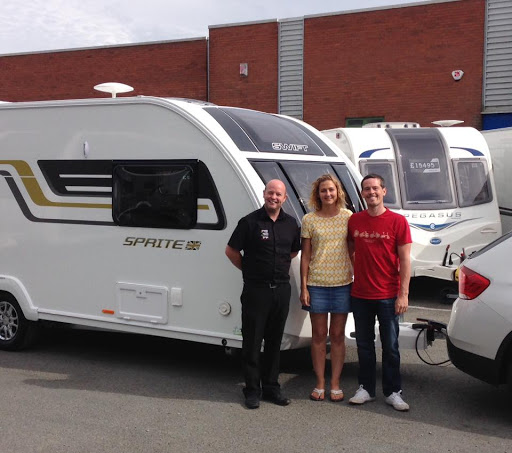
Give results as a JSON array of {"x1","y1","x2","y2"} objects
[{"x1": 347, "y1": 174, "x2": 412, "y2": 411}]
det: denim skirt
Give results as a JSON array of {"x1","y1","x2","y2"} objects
[{"x1": 302, "y1": 284, "x2": 352, "y2": 314}]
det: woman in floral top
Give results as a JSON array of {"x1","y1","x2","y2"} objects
[{"x1": 300, "y1": 174, "x2": 353, "y2": 402}]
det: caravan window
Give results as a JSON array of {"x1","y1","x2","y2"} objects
[
  {"x1": 387, "y1": 129, "x2": 456, "y2": 210},
  {"x1": 113, "y1": 161, "x2": 198, "y2": 229},
  {"x1": 453, "y1": 159, "x2": 492, "y2": 207},
  {"x1": 250, "y1": 161, "x2": 305, "y2": 221},
  {"x1": 358, "y1": 160, "x2": 400, "y2": 209},
  {"x1": 251, "y1": 160, "x2": 363, "y2": 224},
  {"x1": 280, "y1": 162, "x2": 335, "y2": 210},
  {"x1": 113, "y1": 160, "x2": 225, "y2": 230},
  {"x1": 331, "y1": 164, "x2": 365, "y2": 214}
]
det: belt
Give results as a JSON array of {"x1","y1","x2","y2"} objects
[{"x1": 244, "y1": 281, "x2": 288, "y2": 289}]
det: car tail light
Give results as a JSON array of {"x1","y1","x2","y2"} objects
[{"x1": 458, "y1": 265, "x2": 490, "y2": 300}]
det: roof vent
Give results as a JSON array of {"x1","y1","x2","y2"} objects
[
  {"x1": 432, "y1": 120, "x2": 464, "y2": 127},
  {"x1": 363, "y1": 122, "x2": 420, "y2": 129},
  {"x1": 94, "y1": 82, "x2": 134, "y2": 98}
]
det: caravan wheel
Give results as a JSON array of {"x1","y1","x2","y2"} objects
[{"x1": 0, "y1": 293, "x2": 38, "y2": 350}]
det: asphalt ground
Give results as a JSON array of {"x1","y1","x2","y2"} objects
[{"x1": 1, "y1": 277, "x2": 511, "y2": 453}]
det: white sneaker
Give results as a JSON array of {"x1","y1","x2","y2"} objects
[
  {"x1": 349, "y1": 385, "x2": 376, "y2": 405},
  {"x1": 385, "y1": 391, "x2": 409, "y2": 411}
]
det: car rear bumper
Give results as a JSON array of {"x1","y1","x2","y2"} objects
[{"x1": 447, "y1": 336, "x2": 502, "y2": 385}]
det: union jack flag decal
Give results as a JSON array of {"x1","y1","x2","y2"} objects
[{"x1": 186, "y1": 241, "x2": 202, "y2": 251}]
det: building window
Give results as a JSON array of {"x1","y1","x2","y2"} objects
[{"x1": 345, "y1": 117, "x2": 384, "y2": 128}]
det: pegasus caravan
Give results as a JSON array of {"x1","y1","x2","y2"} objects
[
  {"x1": 322, "y1": 123, "x2": 501, "y2": 282},
  {"x1": 0, "y1": 92, "x2": 363, "y2": 351},
  {"x1": 482, "y1": 127, "x2": 512, "y2": 234}
]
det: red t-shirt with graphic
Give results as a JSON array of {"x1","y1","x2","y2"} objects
[{"x1": 348, "y1": 209, "x2": 411, "y2": 299}]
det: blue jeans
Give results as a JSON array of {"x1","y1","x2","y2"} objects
[{"x1": 352, "y1": 297, "x2": 401, "y2": 397}]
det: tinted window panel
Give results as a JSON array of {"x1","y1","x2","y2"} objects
[
  {"x1": 203, "y1": 108, "x2": 258, "y2": 152},
  {"x1": 113, "y1": 162, "x2": 198, "y2": 229},
  {"x1": 454, "y1": 160, "x2": 492, "y2": 207},
  {"x1": 251, "y1": 161, "x2": 304, "y2": 223},
  {"x1": 206, "y1": 107, "x2": 324, "y2": 155},
  {"x1": 359, "y1": 161, "x2": 400, "y2": 208},
  {"x1": 251, "y1": 161, "x2": 363, "y2": 223},
  {"x1": 278, "y1": 116, "x2": 337, "y2": 157},
  {"x1": 280, "y1": 162, "x2": 334, "y2": 210},
  {"x1": 332, "y1": 164, "x2": 364, "y2": 213},
  {"x1": 280, "y1": 162, "x2": 359, "y2": 212},
  {"x1": 387, "y1": 129, "x2": 456, "y2": 209}
]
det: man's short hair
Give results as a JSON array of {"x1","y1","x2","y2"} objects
[{"x1": 361, "y1": 173, "x2": 386, "y2": 190}]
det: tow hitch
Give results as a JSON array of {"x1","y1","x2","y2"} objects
[
  {"x1": 346, "y1": 315, "x2": 450, "y2": 366},
  {"x1": 411, "y1": 318, "x2": 450, "y2": 365}
]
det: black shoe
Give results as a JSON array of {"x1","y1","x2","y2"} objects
[
  {"x1": 245, "y1": 395, "x2": 260, "y2": 409},
  {"x1": 262, "y1": 393, "x2": 291, "y2": 406}
]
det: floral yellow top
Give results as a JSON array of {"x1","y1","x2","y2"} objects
[{"x1": 301, "y1": 209, "x2": 353, "y2": 287}]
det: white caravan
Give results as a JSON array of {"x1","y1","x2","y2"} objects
[
  {"x1": 322, "y1": 124, "x2": 502, "y2": 281},
  {"x1": 482, "y1": 127, "x2": 512, "y2": 233},
  {"x1": 0, "y1": 96, "x2": 364, "y2": 351}
]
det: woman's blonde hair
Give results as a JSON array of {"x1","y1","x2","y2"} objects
[{"x1": 309, "y1": 174, "x2": 346, "y2": 211}]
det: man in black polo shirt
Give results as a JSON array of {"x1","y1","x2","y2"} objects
[{"x1": 225, "y1": 179, "x2": 301, "y2": 409}]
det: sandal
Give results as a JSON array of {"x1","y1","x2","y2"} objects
[
  {"x1": 309, "y1": 388, "x2": 325, "y2": 401},
  {"x1": 330, "y1": 389, "x2": 344, "y2": 402}
]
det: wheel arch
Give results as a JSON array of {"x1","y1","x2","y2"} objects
[
  {"x1": 0, "y1": 276, "x2": 39, "y2": 321},
  {"x1": 496, "y1": 330, "x2": 512, "y2": 385}
]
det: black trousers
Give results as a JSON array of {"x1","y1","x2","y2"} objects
[{"x1": 241, "y1": 282, "x2": 291, "y2": 397}]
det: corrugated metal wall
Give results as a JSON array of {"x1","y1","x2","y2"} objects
[
  {"x1": 278, "y1": 18, "x2": 304, "y2": 119},
  {"x1": 484, "y1": 0, "x2": 512, "y2": 112}
]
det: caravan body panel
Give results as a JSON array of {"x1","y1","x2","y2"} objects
[
  {"x1": 0, "y1": 97, "x2": 363, "y2": 350},
  {"x1": 482, "y1": 127, "x2": 512, "y2": 233}
]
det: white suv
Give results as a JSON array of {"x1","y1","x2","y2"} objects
[{"x1": 447, "y1": 231, "x2": 512, "y2": 390}]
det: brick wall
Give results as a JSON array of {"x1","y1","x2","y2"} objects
[
  {"x1": 304, "y1": 0, "x2": 485, "y2": 130},
  {"x1": 0, "y1": 39, "x2": 207, "y2": 102},
  {"x1": 0, "y1": 0, "x2": 486, "y2": 129},
  {"x1": 209, "y1": 21, "x2": 279, "y2": 112}
]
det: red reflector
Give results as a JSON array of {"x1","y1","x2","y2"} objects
[{"x1": 458, "y1": 266, "x2": 490, "y2": 300}]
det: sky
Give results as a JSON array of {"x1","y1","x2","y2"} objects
[{"x1": 0, "y1": 0, "x2": 430, "y2": 55}]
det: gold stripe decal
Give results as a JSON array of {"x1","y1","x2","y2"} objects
[
  {"x1": 0, "y1": 160, "x2": 34, "y2": 176},
  {"x1": 0, "y1": 160, "x2": 112, "y2": 209},
  {"x1": 22, "y1": 179, "x2": 112, "y2": 209}
]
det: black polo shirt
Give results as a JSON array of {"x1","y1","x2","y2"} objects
[{"x1": 228, "y1": 206, "x2": 301, "y2": 284}]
